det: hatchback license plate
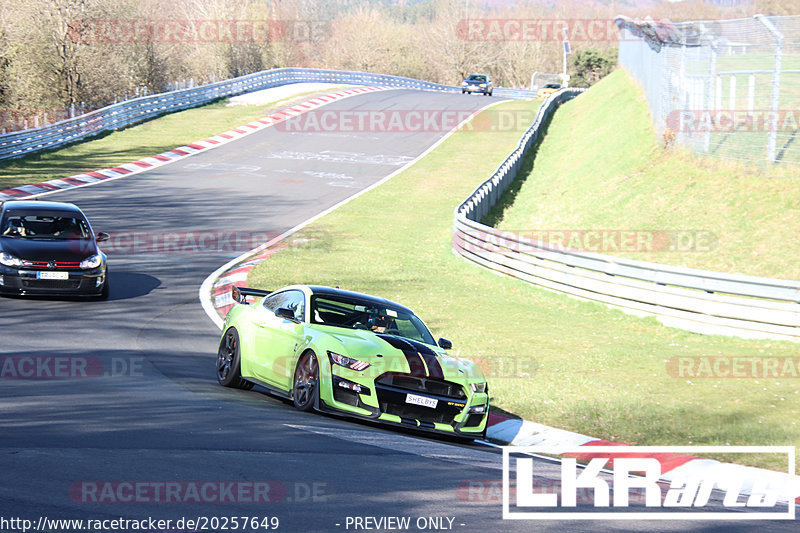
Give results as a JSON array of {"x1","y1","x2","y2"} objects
[
  {"x1": 37, "y1": 271, "x2": 68, "y2": 280},
  {"x1": 405, "y1": 393, "x2": 438, "y2": 409}
]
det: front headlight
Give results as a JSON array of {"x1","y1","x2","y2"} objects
[
  {"x1": 0, "y1": 251, "x2": 22, "y2": 267},
  {"x1": 79, "y1": 254, "x2": 102, "y2": 269},
  {"x1": 328, "y1": 351, "x2": 371, "y2": 371},
  {"x1": 479, "y1": 83, "x2": 486, "y2": 88},
  {"x1": 471, "y1": 382, "x2": 487, "y2": 393},
  {"x1": 462, "y1": 81, "x2": 467, "y2": 86}
]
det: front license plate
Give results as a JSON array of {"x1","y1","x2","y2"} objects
[
  {"x1": 405, "y1": 393, "x2": 438, "y2": 409},
  {"x1": 37, "y1": 271, "x2": 68, "y2": 280}
]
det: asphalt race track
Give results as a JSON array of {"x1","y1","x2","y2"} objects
[{"x1": 0, "y1": 89, "x2": 795, "y2": 532}]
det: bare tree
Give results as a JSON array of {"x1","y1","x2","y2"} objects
[{"x1": 420, "y1": 0, "x2": 499, "y2": 85}]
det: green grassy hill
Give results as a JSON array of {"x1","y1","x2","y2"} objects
[{"x1": 494, "y1": 69, "x2": 800, "y2": 280}]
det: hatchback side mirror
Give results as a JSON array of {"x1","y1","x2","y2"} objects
[
  {"x1": 438, "y1": 338, "x2": 452, "y2": 350},
  {"x1": 96, "y1": 231, "x2": 110, "y2": 243}
]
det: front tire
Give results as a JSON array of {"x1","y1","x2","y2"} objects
[
  {"x1": 216, "y1": 328, "x2": 254, "y2": 390},
  {"x1": 292, "y1": 351, "x2": 319, "y2": 412}
]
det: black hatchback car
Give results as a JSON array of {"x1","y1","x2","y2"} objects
[{"x1": 0, "y1": 200, "x2": 109, "y2": 298}]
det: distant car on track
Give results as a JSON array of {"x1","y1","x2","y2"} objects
[
  {"x1": 0, "y1": 200, "x2": 109, "y2": 298},
  {"x1": 537, "y1": 83, "x2": 562, "y2": 98},
  {"x1": 216, "y1": 284, "x2": 489, "y2": 440},
  {"x1": 462, "y1": 73, "x2": 493, "y2": 96}
]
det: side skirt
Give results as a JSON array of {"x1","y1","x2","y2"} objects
[{"x1": 244, "y1": 376, "x2": 292, "y2": 400}]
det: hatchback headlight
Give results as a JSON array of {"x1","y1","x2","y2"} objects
[
  {"x1": 0, "y1": 251, "x2": 22, "y2": 267},
  {"x1": 471, "y1": 382, "x2": 487, "y2": 394},
  {"x1": 79, "y1": 254, "x2": 102, "y2": 269},
  {"x1": 328, "y1": 351, "x2": 370, "y2": 371}
]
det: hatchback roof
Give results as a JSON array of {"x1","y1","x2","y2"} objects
[{"x1": 1, "y1": 200, "x2": 82, "y2": 214}]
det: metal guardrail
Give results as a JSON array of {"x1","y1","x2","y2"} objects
[
  {"x1": 453, "y1": 88, "x2": 800, "y2": 342},
  {"x1": 0, "y1": 68, "x2": 536, "y2": 161}
]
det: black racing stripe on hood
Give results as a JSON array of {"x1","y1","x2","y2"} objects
[
  {"x1": 376, "y1": 334, "x2": 427, "y2": 377},
  {"x1": 402, "y1": 338, "x2": 444, "y2": 379},
  {"x1": 376, "y1": 334, "x2": 443, "y2": 379}
]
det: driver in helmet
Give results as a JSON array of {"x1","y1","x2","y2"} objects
[
  {"x1": 369, "y1": 313, "x2": 396, "y2": 333},
  {"x1": 2, "y1": 217, "x2": 27, "y2": 237}
]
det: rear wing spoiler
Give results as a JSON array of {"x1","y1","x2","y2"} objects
[{"x1": 231, "y1": 285, "x2": 272, "y2": 305}]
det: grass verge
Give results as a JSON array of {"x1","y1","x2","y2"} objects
[
  {"x1": 245, "y1": 98, "x2": 800, "y2": 471},
  {"x1": 0, "y1": 87, "x2": 351, "y2": 192},
  {"x1": 493, "y1": 69, "x2": 800, "y2": 280}
]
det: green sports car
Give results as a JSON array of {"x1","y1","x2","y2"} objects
[{"x1": 216, "y1": 284, "x2": 489, "y2": 440}]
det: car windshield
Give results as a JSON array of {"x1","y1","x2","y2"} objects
[
  {"x1": 545, "y1": 84, "x2": 561, "y2": 89},
  {"x1": 468, "y1": 75, "x2": 487, "y2": 82},
  {"x1": 311, "y1": 294, "x2": 436, "y2": 345},
  {"x1": 0, "y1": 213, "x2": 92, "y2": 240}
]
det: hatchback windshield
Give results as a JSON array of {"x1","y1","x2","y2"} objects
[
  {"x1": 468, "y1": 75, "x2": 487, "y2": 82},
  {"x1": 0, "y1": 213, "x2": 92, "y2": 240},
  {"x1": 311, "y1": 294, "x2": 435, "y2": 345}
]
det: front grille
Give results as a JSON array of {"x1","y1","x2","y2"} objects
[
  {"x1": 21, "y1": 279, "x2": 80, "y2": 289},
  {"x1": 376, "y1": 373, "x2": 466, "y2": 400},
  {"x1": 375, "y1": 372, "x2": 467, "y2": 426},
  {"x1": 380, "y1": 403, "x2": 456, "y2": 425},
  {"x1": 21, "y1": 260, "x2": 81, "y2": 270}
]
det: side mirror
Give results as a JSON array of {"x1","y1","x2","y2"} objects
[
  {"x1": 96, "y1": 231, "x2": 110, "y2": 243},
  {"x1": 276, "y1": 307, "x2": 297, "y2": 321},
  {"x1": 438, "y1": 338, "x2": 452, "y2": 350}
]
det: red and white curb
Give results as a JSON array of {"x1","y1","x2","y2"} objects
[
  {"x1": 0, "y1": 86, "x2": 393, "y2": 202},
  {"x1": 210, "y1": 238, "x2": 306, "y2": 320},
  {"x1": 486, "y1": 412, "x2": 800, "y2": 504}
]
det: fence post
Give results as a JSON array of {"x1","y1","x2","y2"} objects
[
  {"x1": 755, "y1": 14, "x2": 783, "y2": 163},
  {"x1": 701, "y1": 28, "x2": 717, "y2": 154}
]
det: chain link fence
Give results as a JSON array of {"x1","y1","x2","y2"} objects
[{"x1": 617, "y1": 14, "x2": 800, "y2": 164}]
